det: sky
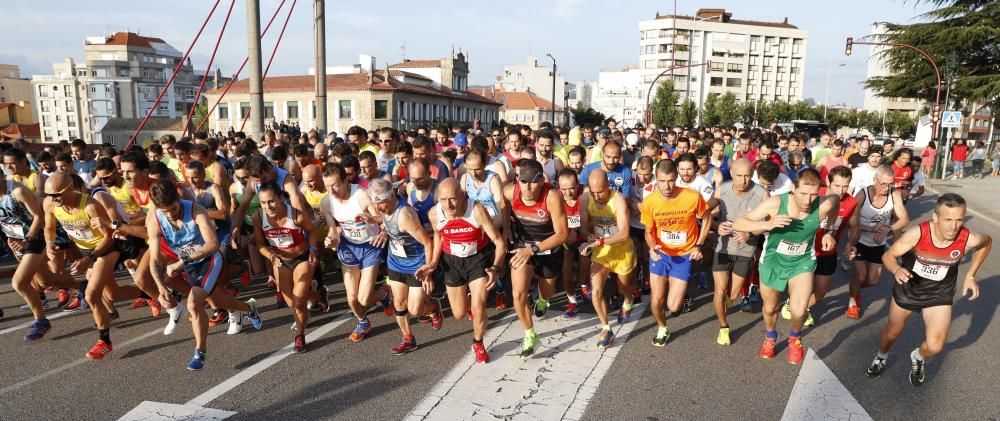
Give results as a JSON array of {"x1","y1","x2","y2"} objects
[{"x1": 4, "y1": 0, "x2": 935, "y2": 107}]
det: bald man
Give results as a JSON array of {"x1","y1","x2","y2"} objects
[
  {"x1": 578, "y1": 168, "x2": 636, "y2": 349},
  {"x1": 708, "y1": 158, "x2": 767, "y2": 345},
  {"x1": 300, "y1": 163, "x2": 333, "y2": 311}
]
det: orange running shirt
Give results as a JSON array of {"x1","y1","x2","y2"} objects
[{"x1": 640, "y1": 187, "x2": 707, "y2": 256}]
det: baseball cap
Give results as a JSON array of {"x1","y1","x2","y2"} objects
[
  {"x1": 517, "y1": 165, "x2": 544, "y2": 183},
  {"x1": 454, "y1": 133, "x2": 468, "y2": 147},
  {"x1": 625, "y1": 133, "x2": 640, "y2": 146},
  {"x1": 598, "y1": 127, "x2": 612, "y2": 138}
]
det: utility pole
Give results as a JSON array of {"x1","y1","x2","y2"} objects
[
  {"x1": 246, "y1": 0, "x2": 265, "y2": 139},
  {"x1": 314, "y1": 0, "x2": 327, "y2": 139},
  {"x1": 546, "y1": 54, "x2": 556, "y2": 125},
  {"x1": 939, "y1": 53, "x2": 956, "y2": 179}
]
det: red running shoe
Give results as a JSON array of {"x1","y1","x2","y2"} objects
[
  {"x1": 430, "y1": 299, "x2": 444, "y2": 331},
  {"x1": 147, "y1": 298, "x2": 162, "y2": 317},
  {"x1": 86, "y1": 340, "x2": 112, "y2": 360},
  {"x1": 130, "y1": 298, "x2": 149, "y2": 309},
  {"x1": 494, "y1": 294, "x2": 508, "y2": 310},
  {"x1": 473, "y1": 341, "x2": 490, "y2": 364},
  {"x1": 788, "y1": 337, "x2": 805, "y2": 365},
  {"x1": 759, "y1": 337, "x2": 777, "y2": 359},
  {"x1": 392, "y1": 335, "x2": 418, "y2": 355}
]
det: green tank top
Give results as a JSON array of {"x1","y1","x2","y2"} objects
[
  {"x1": 235, "y1": 182, "x2": 261, "y2": 226},
  {"x1": 760, "y1": 194, "x2": 819, "y2": 266}
]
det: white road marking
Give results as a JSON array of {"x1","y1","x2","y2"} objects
[
  {"x1": 119, "y1": 401, "x2": 235, "y2": 421},
  {"x1": 781, "y1": 348, "x2": 872, "y2": 421},
  {"x1": 406, "y1": 300, "x2": 648, "y2": 421},
  {"x1": 0, "y1": 309, "x2": 78, "y2": 336},
  {"x1": 0, "y1": 328, "x2": 162, "y2": 395}
]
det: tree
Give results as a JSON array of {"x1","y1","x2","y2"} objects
[
  {"x1": 190, "y1": 103, "x2": 208, "y2": 135},
  {"x1": 864, "y1": 0, "x2": 1000, "y2": 112},
  {"x1": 860, "y1": 111, "x2": 886, "y2": 136},
  {"x1": 571, "y1": 107, "x2": 606, "y2": 127},
  {"x1": 679, "y1": 98, "x2": 697, "y2": 127},
  {"x1": 701, "y1": 93, "x2": 721, "y2": 126},
  {"x1": 648, "y1": 80, "x2": 681, "y2": 127},
  {"x1": 885, "y1": 111, "x2": 918, "y2": 138},
  {"x1": 716, "y1": 92, "x2": 742, "y2": 127}
]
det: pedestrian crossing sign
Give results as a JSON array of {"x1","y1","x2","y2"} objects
[{"x1": 941, "y1": 111, "x2": 962, "y2": 128}]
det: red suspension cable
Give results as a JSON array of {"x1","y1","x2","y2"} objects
[
  {"x1": 124, "y1": 0, "x2": 222, "y2": 151},
  {"x1": 184, "y1": 0, "x2": 237, "y2": 136},
  {"x1": 240, "y1": 0, "x2": 298, "y2": 132},
  {"x1": 194, "y1": 0, "x2": 288, "y2": 135}
]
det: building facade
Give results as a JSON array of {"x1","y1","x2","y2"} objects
[
  {"x1": 32, "y1": 32, "x2": 225, "y2": 144},
  {"x1": 498, "y1": 56, "x2": 566, "y2": 106},
  {"x1": 203, "y1": 53, "x2": 500, "y2": 135},
  {"x1": 638, "y1": 8, "x2": 808, "y2": 124},
  {"x1": 862, "y1": 24, "x2": 925, "y2": 118},
  {"x1": 0, "y1": 65, "x2": 35, "y2": 119},
  {"x1": 590, "y1": 67, "x2": 644, "y2": 127}
]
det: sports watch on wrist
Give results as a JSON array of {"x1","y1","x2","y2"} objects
[{"x1": 529, "y1": 244, "x2": 541, "y2": 254}]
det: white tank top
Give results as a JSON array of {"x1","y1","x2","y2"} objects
[
  {"x1": 331, "y1": 184, "x2": 379, "y2": 244},
  {"x1": 858, "y1": 187, "x2": 894, "y2": 247}
]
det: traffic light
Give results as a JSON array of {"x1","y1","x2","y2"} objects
[{"x1": 845, "y1": 38, "x2": 853, "y2": 56}]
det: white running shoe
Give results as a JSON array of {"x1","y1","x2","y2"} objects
[
  {"x1": 227, "y1": 311, "x2": 244, "y2": 335},
  {"x1": 163, "y1": 304, "x2": 188, "y2": 336}
]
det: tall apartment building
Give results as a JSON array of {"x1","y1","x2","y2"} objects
[
  {"x1": 862, "y1": 24, "x2": 924, "y2": 118},
  {"x1": 638, "y1": 8, "x2": 808, "y2": 124},
  {"x1": 32, "y1": 32, "x2": 223, "y2": 143},
  {"x1": 590, "y1": 66, "x2": 645, "y2": 126},
  {"x1": 497, "y1": 55, "x2": 566, "y2": 107}
]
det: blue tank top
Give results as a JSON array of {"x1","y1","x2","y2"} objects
[
  {"x1": 187, "y1": 182, "x2": 232, "y2": 242},
  {"x1": 408, "y1": 182, "x2": 436, "y2": 231},
  {"x1": 718, "y1": 156, "x2": 731, "y2": 182},
  {"x1": 275, "y1": 167, "x2": 290, "y2": 187},
  {"x1": 156, "y1": 200, "x2": 207, "y2": 263},
  {"x1": 464, "y1": 172, "x2": 500, "y2": 223},
  {"x1": 384, "y1": 202, "x2": 426, "y2": 274}
]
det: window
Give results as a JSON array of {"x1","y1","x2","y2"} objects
[
  {"x1": 286, "y1": 101, "x2": 299, "y2": 119},
  {"x1": 763, "y1": 66, "x2": 772, "y2": 73},
  {"x1": 790, "y1": 88, "x2": 798, "y2": 96},
  {"x1": 793, "y1": 39, "x2": 803, "y2": 54},
  {"x1": 762, "y1": 85, "x2": 769, "y2": 95},
  {"x1": 65, "y1": 100, "x2": 74, "y2": 112},
  {"x1": 712, "y1": 50, "x2": 726, "y2": 58},
  {"x1": 748, "y1": 85, "x2": 756, "y2": 94},
  {"x1": 778, "y1": 67, "x2": 786, "y2": 74},
  {"x1": 776, "y1": 72, "x2": 784, "y2": 81},
  {"x1": 240, "y1": 102, "x2": 250, "y2": 119},
  {"x1": 40, "y1": 101, "x2": 50, "y2": 112},
  {"x1": 729, "y1": 34, "x2": 746, "y2": 43},
  {"x1": 218, "y1": 103, "x2": 229, "y2": 119},
  {"x1": 778, "y1": 57, "x2": 787, "y2": 67},
  {"x1": 64, "y1": 85, "x2": 72, "y2": 97},
  {"x1": 644, "y1": 60, "x2": 657, "y2": 69},
  {"x1": 42, "y1": 116, "x2": 50, "y2": 126},
  {"x1": 711, "y1": 62, "x2": 724, "y2": 72},
  {"x1": 338, "y1": 100, "x2": 351, "y2": 118},
  {"x1": 726, "y1": 78, "x2": 742, "y2": 88},
  {"x1": 749, "y1": 55, "x2": 759, "y2": 65},
  {"x1": 263, "y1": 102, "x2": 274, "y2": 119},
  {"x1": 710, "y1": 77, "x2": 723, "y2": 87},
  {"x1": 727, "y1": 63, "x2": 743, "y2": 73},
  {"x1": 67, "y1": 115, "x2": 76, "y2": 127},
  {"x1": 763, "y1": 71, "x2": 770, "y2": 81},
  {"x1": 776, "y1": 87, "x2": 784, "y2": 96},
  {"x1": 372, "y1": 100, "x2": 387, "y2": 119},
  {"x1": 68, "y1": 130, "x2": 76, "y2": 138},
  {"x1": 763, "y1": 56, "x2": 772, "y2": 66},
  {"x1": 644, "y1": 45, "x2": 656, "y2": 54}
]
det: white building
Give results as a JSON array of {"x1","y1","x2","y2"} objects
[
  {"x1": 862, "y1": 23, "x2": 925, "y2": 118},
  {"x1": 498, "y1": 55, "x2": 566, "y2": 106},
  {"x1": 590, "y1": 67, "x2": 644, "y2": 127},
  {"x1": 638, "y1": 8, "x2": 808, "y2": 124}
]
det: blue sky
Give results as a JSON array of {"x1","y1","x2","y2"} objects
[{"x1": 5, "y1": 0, "x2": 933, "y2": 107}]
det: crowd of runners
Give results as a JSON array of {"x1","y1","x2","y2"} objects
[{"x1": 0, "y1": 120, "x2": 990, "y2": 387}]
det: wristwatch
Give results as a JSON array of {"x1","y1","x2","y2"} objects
[
  {"x1": 111, "y1": 220, "x2": 121, "y2": 230},
  {"x1": 488, "y1": 265, "x2": 501, "y2": 273},
  {"x1": 529, "y1": 244, "x2": 541, "y2": 254},
  {"x1": 180, "y1": 255, "x2": 191, "y2": 265}
]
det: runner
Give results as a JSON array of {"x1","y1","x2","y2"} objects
[
  {"x1": 557, "y1": 168, "x2": 590, "y2": 318},
  {"x1": 367, "y1": 179, "x2": 443, "y2": 355},
  {"x1": 845, "y1": 165, "x2": 910, "y2": 319},
  {"x1": 2, "y1": 147, "x2": 45, "y2": 196},
  {"x1": 579, "y1": 141, "x2": 634, "y2": 196},
  {"x1": 299, "y1": 164, "x2": 333, "y2": 312},
  {"x1": 321, "y1": 163, "x2": 393, "y2": 342},
  {"x1": 427, "y1": 178, "x2": 507, "y2": 363},
  {"x1": 406, "y1": 159, "x2": 438, "y2": 232},
  {"x1": 710, "y1": 159, "x2": 766, "y2": 345},
  {"x1": 629, "y1": 156, "x2": 657, "y2": 296},
  {"x1": 641, "y1": 159, "x2": 710, "y2": 347},
  {"x1": 147, "y1": 179, "x2": 262, "y2": 369},
  {"x1": 503, "y1": 158, "x2": 568, "y2": 359},
  {"x1": 866, "y1": 193, "x2": 991, "y2": 386},
  {"x1": 460, "y1": 150, "x2": 508, "y2": 309},
  {"x1": 733, "y1": 168, "x2": 840, "y2": 364},
  {"x1": 578, "y1": 169, "x2": 635, "y2": 349},
  {"x1": 253, "y1": 181, "x2": 321, "y2": 353}
]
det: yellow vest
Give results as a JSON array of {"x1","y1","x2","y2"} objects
[{"x1": 53, "y1": 194, "x2": 103, "y2": 250}]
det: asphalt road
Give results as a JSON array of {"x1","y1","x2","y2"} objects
[{"x1": 2, "y1": 186, "x2": 1000, "y2": 420}]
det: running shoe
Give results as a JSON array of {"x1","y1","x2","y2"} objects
[
  {"x1": 787, "y1": 338, "x2": 805, "y2": 365},
  {"x1": 86, "y1": 340, "x2": 112, "y2": 360},
  {"x1": 315, "y1": 286, "x2": 330, "y2": 313},
  {"x1": 562, "y1": 302, "x2": 580, "y2": 319},
  {"x1": 494, "y1": 293, "x2": 508, "y2": 310},
  {"x1": 379, "y1": 285, "x2": 393, "y2": 317},
  {"x1": 245, "y1": 298, "x2": 263, "y2": 330},
  {"x1": 240, "y1": 262, "x2": 252, "y2": 287},
  {"x1": 596, "y1": 328, "x2": 615, "y2": 349},
  {"x1": 759, "y1": 337, "x2": 777, "y2": 359},
  {"x1": 739, "y1": 296, "x2": 752, "y2": 313},
  {"x1": 617, "y1": 305, "x2": 631, "y2": 325},
  {"x1": 187, "y1": 349, "x2": 206, "y2": 370},
  {"x1": 430, "y1": 299, "x2": 444, "y2": 331},
  {"x1": 130, "y1": 298, "x2": 149, "y2": 309},
  {"x1": 109, "y1": 309, "x2": 120, "y2": 321},
  {"x1": 519, "y1": 331, "x2": 538, "y2": 360},
  {"x1": 163, "y1": 304, "x2": 188, "y2": 336},
  {"x1": 56, "y1": 289, "x2": 71, "y2": 308},
  {"x1": 866, "y1": 356, "x2": 887, "y2": 378},
  {"x1": 652, "y1": 328, "x2": 670, "y2": 347},
  {"x1": 24, "y1": 319, "x2": 51, "y2": 341},
  {"x1": 632, "y1": 287, "x2": 642, "y2": 304},
  {"x1": 348, "y1": 318, "x2": 372, "y2": 342},
  {"x1": 227, "y1": 311, "x2": 243, "y2": 335},
  {"x1": 392, "y1": 336, "x2": 418, "y2": 355},
  {"x1": 275, "y1": 291, "x2": 287, "y2": 309},
  {"x1": 581, "y1": 284, "x2": 593, "y2": 301},
  {"x1": 845, "y1": 303, "x2": 861, "y2": 319},
  {"x1": 909, "y1": 358, "x2": 926, "y2": 387},
  {"x1": 780, "y1": 300, "x2": 791, "y2": 320},
  {"x1": 417, "y1": 314, "x2": 432, "y2": 323},
  {"x1": 533, "y1": 298, "x2": 549, "y2": 318},
  {"x1": 293, "y1": 334, "x2": 308, "y2": 353},
  {"x1": 147, "y1": 298, "x2": 162, "y2": 318},
  {"x1": 748, "y1": 285, "x2": 761, "y2": 303},
  {"x1": 717, "y1": 327, "x2": 731, "y2": 346},
  {"x1": 473, "y1": 341, "x2": 490, "y2": 364},
  {"x1": 683, "y1": 295, "x2": 692, "y2": 313},
  {"x1": 804, "y1": 311, "x2": 815, "y2": 327},
  {"x1": 208, "y1": 309, "x2": 228, "y2": 327},
  {"x1": 63, "y1": 297, "x2": 82, "y2": 311}
]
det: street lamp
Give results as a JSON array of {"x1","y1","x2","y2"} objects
[
  {"x1": 823, "y1": 62, "x2": 846, "y2": 121},
  {"x1": 644, "y1": 60, "x2": 711, "y2": 125},
  {"x1": 545, "y1": 53, "x2": 557, "y2": 126}
]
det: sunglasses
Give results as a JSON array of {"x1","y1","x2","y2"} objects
[
  {"x1": 518, "y1": 173, "x2": 543, "y2": 184},
  {"x1": 44, "y1": 185, "x2": 70, "y2": 197}
]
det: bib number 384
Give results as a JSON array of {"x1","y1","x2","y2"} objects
[{"x1": 659, "y1": 230, "x2": 686, "y2": 246}]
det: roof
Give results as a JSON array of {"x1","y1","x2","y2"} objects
[
  {"x1": 1, "y1": 123, "x2": 40, "y2": 139},
  {"x1": 468, "y1": 86, "x2": 504, "y2": 102},
  {"x1": 100, "y1": 117, "x2": 185, "y2": 132},
  {"x1": 206, "y1": 72, "x2": 501, "y2": 106},
  {"x1": 389, "y1": 60, "x2": 442, "y2": 69},
  {"x1": 95, "y1": 32, "x2": 167, "y2": 48},
  {"x1": 501, "y1": 91, "x2": 563, "y2": 112},
  {"x1": 655, "y1": 12, "x2": 798, "y2": 29}
]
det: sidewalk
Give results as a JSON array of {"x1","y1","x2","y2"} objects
[{"x1": 926, "y1": 175, "x2": 1000, "y2": 225}]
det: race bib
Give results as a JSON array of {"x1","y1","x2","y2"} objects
[
  {"x1": 1, "y1": 222, "x2": 24, "y2": 239},
  {"x1": 659, "y1": 230, "x2": 687, "y2": 246},
  {"x1": 342, "y1": 221, "x2": 371, "y2": 243},
  {"x1": 64, "y1": 224, "x2": 94, "y2": 241},
  {"x1": 776, "y1": 239, "x2": 808, "y2": 256},
  {"x1": 449, "y1": 241, "x2": 478, "y2": 257},
  {"x1": 268, "y1": 231, "x2": 294, "y2": 248},
  {"x1": 912, "y1": 260, "x2": 947, "y2": 282},
  {"x1": 567, "y1": 215, "x2": 581, "y2": 229},
  {"x1": 595, "y1": 224, "x2": 618, "y2": 238},
  {"x1": 178, "y1": 243, "x2": 199, "y2": 257},
  {"x1": 389, "y1": 238, "x2": 408, "y2": 257}
]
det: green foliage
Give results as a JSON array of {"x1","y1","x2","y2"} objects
[
  {"x1": 191, "y1": 103, "x2": 208, "y2": 135},
  {"x1": 571, "y1": 107, "x2": 606, "y2": 127},
  {"x1": 649, "y1": 80, "x2": 681, "y2": 127},
  {"x1": 679, "y1": 98, "x2": 698, "y2": 127},
  {"x1": 884, "y1": 111, "x2": 918, "y2": 138}
]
